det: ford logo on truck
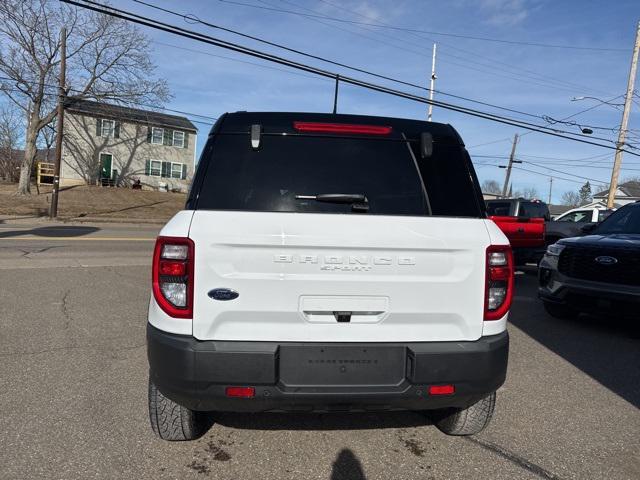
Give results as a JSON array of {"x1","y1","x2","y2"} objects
[
  {"x1": 208, "y1": 288, "x2": 240, "y2": 301},
  {"x1": 594, "y1": 256, "x2": 618, "y2": 265}
]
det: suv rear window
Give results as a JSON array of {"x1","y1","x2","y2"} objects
[
  {"x1": 194, "y1": 132, "x2": 483, "y2": 217},
  {"x1": 486, "y1": 201, "x2": 512, "y2": 216},
  {"x1": 518, "y1": 201, "x2": 548, "y2": 219}
]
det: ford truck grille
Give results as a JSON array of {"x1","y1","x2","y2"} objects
[{"x1": 558, "y1": 246, "x2": 640, "y2": 286}]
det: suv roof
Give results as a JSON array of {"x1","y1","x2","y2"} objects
[
  {"x1": 189, "y1": 111, "x2": 485, "y2": 218},
  {"x1": 212, "y1": 111, "x2": 464, "y2": 143}
]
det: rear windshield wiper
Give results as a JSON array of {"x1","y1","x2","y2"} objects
[
  {"x1": 295, "y1": 193, "x2": 369, "y2": 212},
  {"x1": 295, "y1": 193, "x2": 367, "y2": 204}
]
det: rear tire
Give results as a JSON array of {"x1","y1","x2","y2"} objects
[
  {"x1": 148, "y1": 377, "x2": 210, "y2": 441},
  {"x1": 543, "y1": 301, "x2": 579, "y2": 320},
  {"x1": 433, "y1": 392, "x2": 495, "y2": 436}
]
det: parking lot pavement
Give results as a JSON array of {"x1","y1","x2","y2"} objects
[{"x1": 0, "y1": 234, "x2": 638, "y2": 479}]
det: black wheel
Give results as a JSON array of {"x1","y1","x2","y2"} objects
[
  {"x1": 433, "y1": 392, "x2": 496, "y2": 436},
  {"x1": 148, "y1": 377, "x2": 211, "y2": 441},
  {"x1": 543, "y1": 301, "x2": 579, "y2": 320}
]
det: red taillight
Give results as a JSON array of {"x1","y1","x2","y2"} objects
[
  {"x1": 159, "y1": 260, "x2": 186, "y2": 276},
  {"x1": 484, "y1": 245, "x2": 514, "y2": 321},
  {"x1": 428, "y1": 384, "x2": 455, "y2": 396},
  {"x1": 152, "y1": 236, "x2": 194, "y2": 319},
  {"x1": 293, "y1": 121, "x2": 392, "y2": 135},
  {"x1": 225, "y1": 387, "x2": 255, "y2": 398}
]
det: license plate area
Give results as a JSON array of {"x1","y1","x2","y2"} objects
[{"x1": 279, "y1": 345, "x2": 406, "y2": 387}]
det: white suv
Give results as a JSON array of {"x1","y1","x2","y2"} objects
[{"x1": 147, "y1": 112, "x2": 512, "y2": 441}]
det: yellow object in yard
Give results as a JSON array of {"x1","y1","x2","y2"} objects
[{"x1": 37, "y1": 162, "x2": 55, "y2": 185}]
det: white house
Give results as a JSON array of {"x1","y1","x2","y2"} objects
[
  {"x1": 592, "y1": 181, "x2": 640, "y2": 206},
  {"x1": 61, "y1": 99, "x2": 198, "y2": 192}
]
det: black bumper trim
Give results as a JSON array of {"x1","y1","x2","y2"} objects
[{"x1": 147, "y1": 324, "x2": 509, "y2": 412}]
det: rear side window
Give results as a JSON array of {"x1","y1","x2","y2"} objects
[
  {"x1": 196, "y1": 134, "x2": 427, "y2": 215},
  {"x1": 195, "y1": 133, "x2": 483, "y2": 217},
  {"x1": 486, "y1": 201, "x2": 513, "y2": 216},
  {"x1": 518, "y1": 202, "x2": 548, "y2": 219}
]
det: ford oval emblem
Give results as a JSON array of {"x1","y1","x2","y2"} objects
[
  {"x1": 208, "y1": 288, "x2": 239, "y2": 301},
  {"x1": 595, "y1": 256, "x2": 618, "y2": 266}
]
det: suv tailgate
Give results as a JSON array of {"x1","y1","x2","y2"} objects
[{"x1": 190, "y1": 211, "x2": 490, "y2": 342}]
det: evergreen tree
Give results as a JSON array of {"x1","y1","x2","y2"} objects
[{"x1": 578, "y1": 182, "x2": 592, "y2": 204}]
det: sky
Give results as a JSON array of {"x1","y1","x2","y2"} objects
[{"x1": 111, "y1": 1, "x2": 639, "y2": 202}]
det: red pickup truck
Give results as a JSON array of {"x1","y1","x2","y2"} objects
[{"x1": 486, "y1": 199, "x2": 549, "y2": 265}]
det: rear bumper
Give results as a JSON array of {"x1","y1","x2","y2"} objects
[{"x1": 147, "y1": 324, "x2": 509, "y2": 412}]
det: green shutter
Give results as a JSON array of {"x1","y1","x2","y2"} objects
[
  {"x1": 147, "y1": 127, "x2": 152, "y2": 143},
  {"x1": 183, "y1": 132, "x2": 189, "y2": 149},
  {"x1": 114, "y1": 121, "x2": 120, "y2": 139},
  {"x1": 163, "y1": 129, "x2": 171, "y2": 146},
  {"x1": 96, "y1": 118, "x2": 102, "y2": 137},
  {"x1": 161, "y1": 161, "x2": 169, "y2": 178},
  {"x1": 181, "y1": 164, "x2": 187, "y2": 180},
  {"x1": 144, "y1": 159, "x2": 150, "y2": 175}
]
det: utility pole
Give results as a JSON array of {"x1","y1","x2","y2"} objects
[
  {"x1": 49, "y1": 27, "x2": 66, "y2": 219},
  {"x1": 548, "y1": 177, "x2": 553, "y2": 204},
  {"x1": 427, "y1": 43, "x2": 437, "y2": 121},
  {"x1": 501, "y1": 133, "x2": 519, "y2": 198},
  {"x1": 607, "y1": 20, "x2": 640, "y2": 209}
]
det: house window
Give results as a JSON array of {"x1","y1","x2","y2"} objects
[
  {"x1": 171, "y1": 162, "x2": 183, "y2": 179},
  {"x1": 101, "y1": 119, "x2": 115, "y2": 137},
  {"x1": 149, "y1": 160, "x2": 162, "y2": 176},
  {"x1": 151, "y1": 127, "x2": 164, "y2": 145},
  {"x1": 173, "y1": 131, "x2": 185, "y2": 148}
]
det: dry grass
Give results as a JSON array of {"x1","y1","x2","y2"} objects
[{"x1": 0, "y1": 183, "x2": 186, "y2": 222}]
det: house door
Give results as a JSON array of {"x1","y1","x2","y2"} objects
[{"x1": 99, "y1": 153, "x2": 113, "y2": 180}]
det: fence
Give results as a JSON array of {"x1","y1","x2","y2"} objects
[{"x1": 37, "y1": 162, "x2": 54, "y2": 185}]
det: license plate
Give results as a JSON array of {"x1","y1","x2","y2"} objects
[{"x1": 279, "y1": 345, "x2": 406, "y2": 386}]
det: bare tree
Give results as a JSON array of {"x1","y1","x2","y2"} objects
[
  {"x1": 481, "y1": 179, "x2": 502, "y2": 195},
  {"x1": 521, "y1": 187, "x2": 539, "y2": 200},
  {"x1": 38, "y1": 121, "x2": 56, "y2": 162},
  {"x1": 561, "y1": 191, "x2": 581, "y2": 207},
  {"x1": 0, "y1": 0, "x2": 169, "y2": 194},
  {"x1": 0, "y1": 103, "x2": 23, "y2": 181}
]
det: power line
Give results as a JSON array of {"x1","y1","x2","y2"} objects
[
  {"x1": 520, "y1": 160, "x2": 610, "y2": 183},
  {"x1": 133, "y1": 0, "x2": 633, "y2": 147},
  {"x1": 59, "y1": 0, "x2": 640, "y2": 156},
  {"x1": 270, "y1": 0, "x2": 605, "y2": 97},
  {"x1": 215, "y1": 0, "x2": 627, "y2": 52},
  {"x1": 133, "y1": 0, "x2": 570, "y2": 123},
  {"x1": 0, "y1": 75, "x2": 217, "y2": 126},
  {"x1": 312, "y1": 0, "x2": 610, "y2": 96},
  {"x1": 510, "y1": 166, "x2": 606, "y2": 186},
  {"x1": 124, "y1": 1, "x2": 630, "y2": 147}
]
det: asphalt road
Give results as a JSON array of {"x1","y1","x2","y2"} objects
[{"x1": 0, "y1": 221, "x2": 638, "y2": 480}]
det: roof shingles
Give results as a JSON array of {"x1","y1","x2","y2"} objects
[
  {"x1": 594, "y1": 180, "x2": 640, "y2": 198},
  {"x1": 64, "y1": 98, "x2": 197, "y2": 132}
]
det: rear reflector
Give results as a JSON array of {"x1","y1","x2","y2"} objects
[
  {"x1": 293, "y1": 121, "x2": 392, "y2": 135},
  {"x1": 225, "y1": 386, "x2": 255, "y2": 398},
  {"x1": 428, "y1": 385, "x2": 455, "y2": 396},
  {"x1": 159, "y1": 260, "x2": 186, "y2": 276}
]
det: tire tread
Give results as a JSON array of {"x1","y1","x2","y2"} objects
[
  {"x1": 434, "y1": 392, "x2": 496, "y2": 436},
  {"x1": 148, "y1": 378, "x2": 205, "y2": 441}
]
